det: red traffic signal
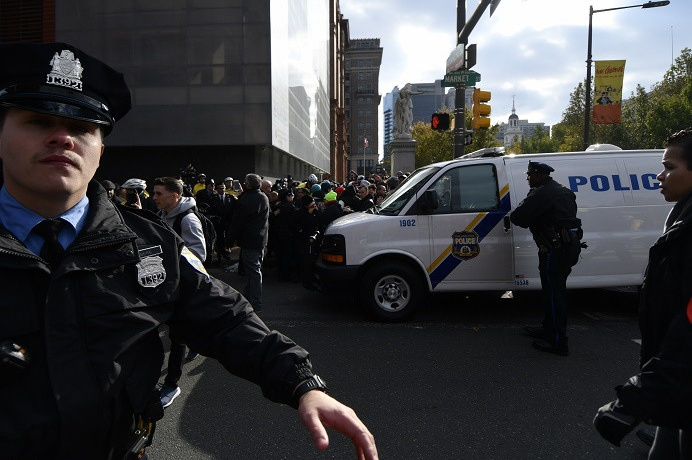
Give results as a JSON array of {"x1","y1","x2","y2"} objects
[{"x1": 431, "y1": 113, "x2": 451, "y2": 131}]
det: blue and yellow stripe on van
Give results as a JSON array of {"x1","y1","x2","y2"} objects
[{"x1": 427, "y1": 184, "x2": 511, "y2": 288}]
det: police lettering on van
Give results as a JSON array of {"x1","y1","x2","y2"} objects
[{"x1": 568, "y1": 174, "x2": 659, "y2": 192}]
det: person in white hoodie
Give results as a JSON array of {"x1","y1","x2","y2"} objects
[{"x1": 152, "y1": 176, "x2": 206, "y2": 406}]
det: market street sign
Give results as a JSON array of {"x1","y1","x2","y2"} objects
[{"x1": 441, "y1": 70, "x2": 481, "y2": 87}]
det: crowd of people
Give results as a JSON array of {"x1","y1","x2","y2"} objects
[{"x1": 102, "y1": 168, "x2": 410, "y2": 282}]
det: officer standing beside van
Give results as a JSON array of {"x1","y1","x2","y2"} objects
[{"x1": 510, "y1": 161, "x2": 582, "y2": 356}]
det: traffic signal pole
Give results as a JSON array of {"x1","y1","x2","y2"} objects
[
  {"x1": 453, "y1": 0, "x2": 494, "y2": 158},
  {"x1": 454, "y1": 1, "x2": 467, "y2": 158}
]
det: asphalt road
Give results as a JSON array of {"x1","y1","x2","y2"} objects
[{"x1": 146, "y1": 263, "x2": 651, "y2": 460}]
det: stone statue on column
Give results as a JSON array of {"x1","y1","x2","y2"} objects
[{"x1": 393, "y1": 83, "x2": 422, "y2": 138}]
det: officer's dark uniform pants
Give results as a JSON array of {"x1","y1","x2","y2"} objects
[
  {"x1": 165, "y1": 341, "x2": 186, "y2": 387},
  {"x1": 538, "y1": 239, "x2": 581, "y2": 345}
]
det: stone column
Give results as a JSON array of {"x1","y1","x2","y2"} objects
[{"x1": 388, "y1": 135, "x2": 417, "y2": 175}]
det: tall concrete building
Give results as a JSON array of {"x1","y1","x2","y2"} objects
[
  {"x1": 344, "y1": 38, "x2": 382, "y2": 176},
  {"x1": 0, "y1": 0, "x2": 344, "y2": 184}
]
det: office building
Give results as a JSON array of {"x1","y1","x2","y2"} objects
[
  {"x1": 1, "y1": 0, "x2": 346, "y2": 184},
  {"x1": 344, "y1": 38, "x2": 382, "y2": 176}
]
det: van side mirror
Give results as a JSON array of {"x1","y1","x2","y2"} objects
[{"x1": 419, "y1": 190, "x2": 439, "y2": 213}]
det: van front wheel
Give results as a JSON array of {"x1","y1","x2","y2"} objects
[{"x1": 360, "y1": 262, "x2": 424, "y2": 321}]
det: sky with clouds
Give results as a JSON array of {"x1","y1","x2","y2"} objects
[{"x1": 340, "y1": 0, "x2": 690, "y2": 152}]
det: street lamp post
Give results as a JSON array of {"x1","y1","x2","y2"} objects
[{"x1": 583, "y1": 1, "x2": 669, "y2": 150}]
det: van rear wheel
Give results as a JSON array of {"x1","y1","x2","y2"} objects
[{"x1": 360, "y1": 262, "x2": 424, "y2": 321}]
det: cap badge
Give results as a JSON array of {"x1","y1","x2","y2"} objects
[{"x1": 46, "y1": 50, "x2": 83, "y2": 91}]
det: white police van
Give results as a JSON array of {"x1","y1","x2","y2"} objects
[{"x1": 314, "y1": 146, "x2": 671, "y2": 321}]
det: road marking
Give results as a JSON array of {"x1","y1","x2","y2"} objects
[{"x1": 581, "y1": 311, "x2": 600, "y2": 320}]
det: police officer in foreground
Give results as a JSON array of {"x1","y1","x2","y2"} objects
[
  {"x1": 510, "y1": 161, "x2": 582, "y2": 356},
  {"x1": 0, "y1": 42, "x2": 377, "y2": 460}
]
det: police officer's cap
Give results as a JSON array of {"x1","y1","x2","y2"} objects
[
  {"x1": 0, "y1": 42, "x2": 131, "y2": 136},
  {"x1": 526, "y1": 161, "x2": 554, "y2": 174}
]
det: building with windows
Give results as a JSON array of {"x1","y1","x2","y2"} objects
[
  {"x1": 344, "y1": 38, "x2": 382, "y2": 176},
  {"x1": 409, "y1": 81, "x2": 448, "y2": 125},
  {"x1": 496, "y1": 100, "x2": 550, "y2": 148},
  {"x1": 1, "y1": 0, "x2": 348, "y2": 184},
  {"x1": 329, "y1": 4, "x2": 350, "y2": 182},
  {"x1": 382, "y1": 87, "x2": 398, "y2": 149}
]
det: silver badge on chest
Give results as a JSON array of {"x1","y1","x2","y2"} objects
[{"x1": 136, "y1": 256, "x2": 167, "y2": 288}]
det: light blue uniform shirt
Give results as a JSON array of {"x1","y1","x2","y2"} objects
[{"x1": 0, "y1": 186, "x2": 90, "y2": 255}]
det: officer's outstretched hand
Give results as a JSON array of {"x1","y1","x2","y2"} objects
[
  {"x1": 298, "y1": 390, "x2": 378, "y2": 460},
  {"x1": 593, "y1": 399, "x2": 639, "y2": 446}
]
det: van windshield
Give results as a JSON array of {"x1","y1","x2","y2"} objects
[{"x1": 378, "y1": 166, "x2": 440, "y2": 215}]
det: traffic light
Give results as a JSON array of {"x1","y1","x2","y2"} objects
[
  {"x1": 431, "y1": 113, "x2": 450, "y2": 131},
  {"x1": 472, "y1": 88, "x2": 491, "y2": 129}
]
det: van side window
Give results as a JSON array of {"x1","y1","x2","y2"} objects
[{"x1": 428, "y1": 164, "x2": 500, "y2": 214}]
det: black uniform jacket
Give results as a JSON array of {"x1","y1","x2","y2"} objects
[
  {"x1": 0, "y1": 182, "x2": 312, "y2": 459},
  {"x1": 509, "y1": 177, "x2": 581, "y2": 245},
  {"x1": 617, "y1": 192, "x2": 692, "y2": 428}
]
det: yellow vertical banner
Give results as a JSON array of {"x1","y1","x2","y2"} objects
[{"x1": 593, "y1": 60, "x2": 626, "y2": 124}]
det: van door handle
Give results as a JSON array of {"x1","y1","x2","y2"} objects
[{"x1": 503, "y1": 215, "x2": 511, "y2": 233}]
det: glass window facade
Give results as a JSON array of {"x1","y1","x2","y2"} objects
[
  {"x1": 52, "y1": 0, "x2": 329, "y2": 174},
  {"x1": 271, "y1": 0, "x2": 329, "y2": 171}
]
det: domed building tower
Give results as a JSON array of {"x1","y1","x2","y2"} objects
[{"x1": 504, "y1": 98, "x2": 522, "y2": 147}]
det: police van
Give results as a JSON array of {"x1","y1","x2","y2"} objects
[{"x1": 315, "y1": 146, "x2": 671, "y2": 321}]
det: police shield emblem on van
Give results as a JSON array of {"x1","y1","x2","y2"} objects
[{"x1": 452, "y1": 231, "x2": 480, "y2": 260}]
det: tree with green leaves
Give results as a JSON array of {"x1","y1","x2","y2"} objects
[
  {"x1": 553, "y1": 47, "x2": 692, "y2": 151},
  {"x1": 519, "y1": 125, "x2": 557, "y2": 154},
  {"x1": 410, "y1": 108, "x2": 501, "y2": 167},
  {"x1": 411, "y1": 121, "x2": 454, "y2": 168},
  {"x1": 551, "y1": 81, "x2": 587, "y2": 151}
]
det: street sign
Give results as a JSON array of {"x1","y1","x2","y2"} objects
[
  {"x1": 446, "y1": 44, "x2": 465, "y2": 73},
  {"x1": 441, "y1": 70, "x2": 481, "y2": 87}
]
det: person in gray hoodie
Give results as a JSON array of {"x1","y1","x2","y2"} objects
[
  {"x1": 153, "y1": 177, "x2": 206, "y2": 262},
  {"x1": 152, "y1": 176, "x2": 206, "y2": 406}
]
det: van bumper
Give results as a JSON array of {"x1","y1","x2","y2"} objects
[{"x1": 314, "y1": 259, "x2": 359, "y2": 289}]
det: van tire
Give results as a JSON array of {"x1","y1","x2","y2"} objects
[{"x1": 360, "y1": 262, "x2": 424, "y2": 321}]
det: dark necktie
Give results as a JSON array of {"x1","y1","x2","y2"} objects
[{"x1": 33, "y1": 219, "x2": 66, "y2": 267}]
